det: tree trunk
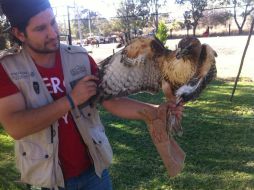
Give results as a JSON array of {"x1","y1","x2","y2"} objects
[
  {"x1": 233, "y1": 2, "x2": 252, "y2": 35},
  {"x1": 193, "y1": 25, "x2": 197, "y2": 36},
  {"x1": 238, "y1": 27, "x2": 243, "y2": 35}
]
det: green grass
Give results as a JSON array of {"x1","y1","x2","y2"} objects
[
  {"x1": 0, "y1": 127, "x2": 27, "y2": 190},
  {"x1": 0, "y1": 80, "x2": 254, "y2": 190}
]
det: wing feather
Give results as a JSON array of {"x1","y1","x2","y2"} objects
[{"x1": 94, "y1": 49, "x2": 162, "y2": 103}]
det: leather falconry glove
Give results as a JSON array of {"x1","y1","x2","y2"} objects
[{"x1": 139, "y1": 103, "x2": 186, "y2": 177}]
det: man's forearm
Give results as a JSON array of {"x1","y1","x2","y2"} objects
[
  {"x1": 2, "y1": 95, "x2": 71, "y2": 140},
  {"x1": 102, "y1": 97, "x2": 158, "y2": 121}
]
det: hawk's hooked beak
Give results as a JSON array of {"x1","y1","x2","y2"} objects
[{"x1": 176, "y1": 45, "x2": 191, "y2": 59}]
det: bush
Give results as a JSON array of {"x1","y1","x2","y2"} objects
[
  {"x1": 155, "y1": 21, "x2": 168, "y2": 45},
  {"x1": 0, "y1": 36, "x2": 7, "y2": 50},
  {"x1": 0, "y1": 21, "x2": 8, "y2": 50}
]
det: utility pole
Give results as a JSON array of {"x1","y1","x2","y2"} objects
[
  {"x1": 88, "y1": 11, "x2": 92, "y2": 37},
  {"x1": 125, "y1": 0, "x2": 131, "y2": 41},
  {"x1": 67, "y1": 6, "x2": 72, "y2": 45},
  {"x1": 74, "y1": 0, "x2": 82, "y2": 44},
  {"x1": 155, "y1": 0, "x2": 158, "y2": 32},
  {"x1": 152, "y1": 0, "x2": 159, "y2": 32}
]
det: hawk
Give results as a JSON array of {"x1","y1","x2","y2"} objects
[{"x1": 92, "y1": 36, "x2": 217, "y2": 136}]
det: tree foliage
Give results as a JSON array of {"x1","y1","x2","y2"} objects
[
  {"x1": 213, "y1": 0, "x2": 254, "y2": 34},
  {"x1": 148, "y1": 0, "x2": 167, "y2": 31},
  {"x1": 69, "y1": 0, "x2": 168, "y2": 39},
  {"x1": 0, "y1": 18, "x2": 8, "y2": 50},
  {"x1": 201, "y1": 10, "x2": 232, "y2": 26},
  {"x1": 76, "y1": 8, "x2": 101, "y2": 36},
  {"x1": 116, "y1": 0, "x2": 167, "y2": 38},
  {"x1": 117, "y1": 0, "x2": 150, "y2": 39},
  {"x1": 168, "y1": 19, "x2": 185, "y2": 30},
  {"x1": 155, "y1": 21, "x2": 168, "y2": 44},
  {"x1": 176, "y1": 0, "x2": 208, "y2": 36},
  {"x1": 183, "y1": 10, "x2": 192, "y2": 35},
  {"x1": 232, "y1": 0, "x2": 254, "y2": 34}
]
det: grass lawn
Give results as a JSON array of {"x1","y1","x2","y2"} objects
[{"x1": 0, "y1": 80, "x2": 253, "y2": 190}]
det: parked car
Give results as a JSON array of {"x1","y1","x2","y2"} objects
[{"x1": 94, "y1": 36, "x2": 105, "y2": 44}]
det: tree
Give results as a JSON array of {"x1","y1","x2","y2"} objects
[
  {"x1": 99, "y1": 19, "x2": 122, "y2": 36},
  {"x1": 213, "y1": 0, "x2": 254, "y2": 34},
  {"x1": 149, "y1": 0, "x2": 159, "y2": 31},
  {"x1": 77, "y1": 8, "x2": 100, "y2": 36},
  {"x1": 168, "y1": 19, "x2": 185, "y2": 31},
  {"x1": 117, "y1": 0, "x2": 150, "y2": 40},
  {"x1": 148, "y1": 0, "x2": 166, "y2": 31},
  {"x1": 232, "y1": 0, "x2": 254, "y2": 34},
  {"x1": 176, "y1": 0, "x2": 208, "y2": 36},
  {"x1": 201, "y1": 10, "x2": 232, "y2": 26},
  {"x1": 155, "y1": 21, "x2": 168, "y2": 44},
  {"x1": 0, "y1": 8, "x2": 8, "y2": 49},
  {"x1": 183, "y1": 10, "x2": 192, "y2": 35},
  {"x1": 0, "y1": 17, "x2": 8, "y2": 50}
]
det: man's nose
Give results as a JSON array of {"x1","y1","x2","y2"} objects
[{"x1": 48, "y1": 26, "x2": 58, "y2": 38}]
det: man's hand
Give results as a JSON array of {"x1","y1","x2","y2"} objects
[
  {"x1": 139, "y1": 101, "x2": 184, "y2": 126},
  {"x1": 139, "y1": 102, "x2": 186, "y2": 177},
  {"x1": 70, "y1": 75, "x2": 99, "y2": 106}
]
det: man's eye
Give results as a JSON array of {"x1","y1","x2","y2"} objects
[{"x1": 36, "y1": 27, "x2": 45, "y2": 31}]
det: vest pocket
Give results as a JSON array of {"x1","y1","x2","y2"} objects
[
  {"x1": 16, "y1": 141, "x2": 55, "y2": 188},
  {"x1": 90, "y1": 127, "x2": 113, "y2": 166}
]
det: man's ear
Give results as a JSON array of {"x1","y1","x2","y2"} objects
[{"x1": 11, "y1": 27, "x2": 25, "y2": 43}]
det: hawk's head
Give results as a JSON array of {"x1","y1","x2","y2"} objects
[{"x1": 176, "y1": 36, "x2": 202, "y2": 62}]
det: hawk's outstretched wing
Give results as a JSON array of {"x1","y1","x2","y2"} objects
[
  {"x1": 95, "y1": 50, "x2": 162, "y2": 103},
  {"x1": 93, "y1": 37, "x2": 168, "y2": 103}
]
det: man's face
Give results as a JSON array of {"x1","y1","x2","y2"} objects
[{"x1": 20, "y1": 8, "x2": 60, "y2": 54}]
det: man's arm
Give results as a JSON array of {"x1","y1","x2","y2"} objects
[
  {"x1": 0, "y1": 92, "x2": 71, "y2": 140},
  {"x1": 102, "y1": 97, "x2": 184, "y2": 121},
  {"x1": 0, "y1": 75, "x2": 98, "y2": 140}
]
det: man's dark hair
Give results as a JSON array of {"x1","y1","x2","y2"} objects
[
  {"x1": 1, "y1": 0, "x2": 51, "y2": 45},
  {"x1": 9, "y1": 21, "x2": 29, "y2": 46}
]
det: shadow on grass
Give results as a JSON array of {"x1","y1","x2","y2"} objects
[
  {"x1": 0, "y1": 80, "x2": 253, "y2": 190},
  {"x1": 100, "y1": 80, "x2": 254, "y2": 190}
]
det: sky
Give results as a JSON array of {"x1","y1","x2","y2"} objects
[
  {"x1": 49, "y1": 0, "x2": 186, "y2": 20},
  {"x1": 49, "y1": 0, "x2": 121, "y2": 19}
]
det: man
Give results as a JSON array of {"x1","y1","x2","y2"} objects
[{"x1": 0, "y1": 0, "x2": 183, "y2": 189}]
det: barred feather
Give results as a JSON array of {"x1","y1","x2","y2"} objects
[
  {"x1": 90, "y1": 36, "x2": 217, "y2": 137},
  {"x1": 92, "y1": 37, "x2": 217, "y2": 137}
]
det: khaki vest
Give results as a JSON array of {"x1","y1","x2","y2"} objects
[{"x1": 0, "y1": 44, "x2": 113, "y2": 189}]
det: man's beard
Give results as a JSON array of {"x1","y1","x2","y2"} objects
[{"x1": 26, "y1": 36, "x2": 60, "y2": 54}]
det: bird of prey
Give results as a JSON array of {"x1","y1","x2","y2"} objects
[
  {"x1": 161, "y1": 36, "x2": 217, "y2": 102},
  {"x1": 92, "y1": 36, "x2": 217, "y2": 136},
  {"x1": 159, "y1": 36, "x2": 217, "y2": 135}
]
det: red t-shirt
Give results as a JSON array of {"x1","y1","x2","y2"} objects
[{"x1": 0, "y1": 51, "x2": 99, "y2": 180}]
